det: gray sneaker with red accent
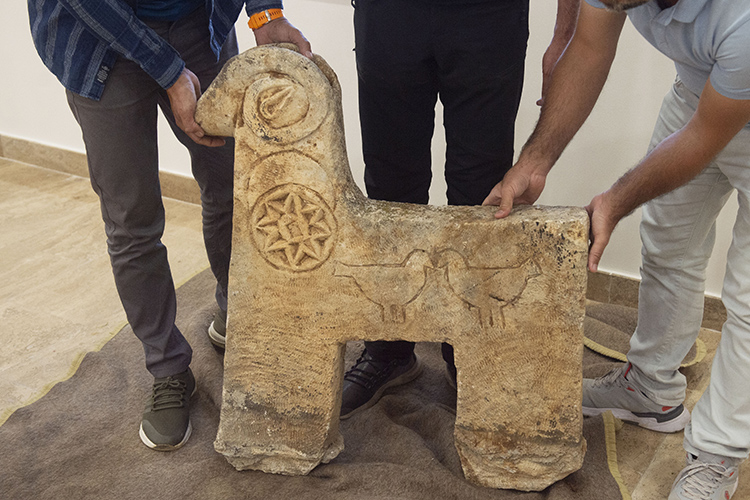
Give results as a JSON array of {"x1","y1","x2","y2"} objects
[
  {"x1": 582, "y1": 362, "x2": 690, "y2": 433},
  {"x1": 669, "y1": 450, "x2": 740, "y2": 500}
]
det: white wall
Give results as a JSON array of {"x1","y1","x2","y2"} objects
[{"x1": 0, "y1": 0, "x2": 737, "y2": 297}]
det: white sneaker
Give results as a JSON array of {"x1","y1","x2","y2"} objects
[
  {"x1": 582, "y1": 363, "x2": 690, "y2": 432},
  {"x1": 669, "y1": 451, "x2": 740, "y2": 500}
]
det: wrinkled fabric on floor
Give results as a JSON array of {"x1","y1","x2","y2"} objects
[{"x1": 0, "y1": 269, "x2": 628, "y2": 500}]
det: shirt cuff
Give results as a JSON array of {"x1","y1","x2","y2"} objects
[{"x1": 584, "y1": 0, "x2": 607, "y2": 8}]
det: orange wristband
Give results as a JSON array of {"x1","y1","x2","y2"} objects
[{"x1": 247, "y1": 8, "x2": 284, "y2": 30}]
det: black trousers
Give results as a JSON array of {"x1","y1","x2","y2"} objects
[{"x1": 355, "y1": 0, "x2": 529, "y2": 364}]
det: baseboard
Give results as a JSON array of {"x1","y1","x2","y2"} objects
[
  {"x1": 0, "y1": 134, "x2": 201, "y2": 205},
  {"x1": 587, "y1": 270, "x2": 726, "y2": 332}
]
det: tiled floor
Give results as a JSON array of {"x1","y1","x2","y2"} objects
[
  {"x1": 1, "y1": 157, "x2": 747, "y2": 500},
  {"x1": 0, "y1": 158, "x2": 209, "y2": 426}
]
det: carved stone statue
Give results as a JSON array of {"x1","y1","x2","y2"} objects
[{"x1": 195, "y1": 44, "x2": 589, "y2": 492}]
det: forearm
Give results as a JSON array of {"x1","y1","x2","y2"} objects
[
  {"x1": 522, "y1": 6, "x2": 626, "y2": 172},
  {"x1": 523, "y1": 35, "x2": 620, "y2": 169},
  {"x1": 584, "y1": 125, "x2": 712, "y2": 272},
  {"x1": 585, "y1": 70, "x2": 750, "y2": 271},
  {"x1": 537, "y1": 0, "x2": 580, "y2": 106},
  {"x1": 606, "y1": 82, "x2": 750, "y2": 221},
  {"x1": 483, "y1": 6, "x2": 624, "y2": 216},
  {"x1": 605, "y1": 127, "x2": 727, "y2": 222},
  {"x1": 586, "y1": 116, "x2": 729, "y2": 271}
]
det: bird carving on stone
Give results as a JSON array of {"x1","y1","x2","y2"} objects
[
  {"x1": 434, "y1": 249, "x2": 541, "y2": 328},
  {"x1": 334, "y1": 249, "x2": 433, "y2": 323}
]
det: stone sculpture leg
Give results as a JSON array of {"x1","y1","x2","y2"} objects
[{"x1": 217, "y1": 329, "x2": 346, "y2": 474}]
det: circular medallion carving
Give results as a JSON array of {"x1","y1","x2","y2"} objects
[
  {"x1": 251, "y1": 184, "x2": 337, "y2": 272},
  {"x1": 243, "y1": 74, "x2": 328, "y2": 145}
]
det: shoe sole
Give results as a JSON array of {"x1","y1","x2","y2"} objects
[
  {"x1": 340, "y1": 358, "x2": 424, "y2": 421},
  {"x1": 583, "y1": 405, "x2": 690, "y2": 433},
  {"x1": 208, "y1": 321, "x2": 226, "y2": 350},
  {"x1": 139, "y1": 420, "x2": 193, "y2": 451},
  {"x1": 729, "y1": 479, "x2": 739, "y2": 499}
]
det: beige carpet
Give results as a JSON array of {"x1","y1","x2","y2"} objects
[{"x1": 584, "y1": 303, "x2": 750, "y2": 500}]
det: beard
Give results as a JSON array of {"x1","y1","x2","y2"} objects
[{"x1": 600, "y1": 0, "x2": 651, "y2": 12}]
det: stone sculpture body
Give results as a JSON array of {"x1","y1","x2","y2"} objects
[{"x1": 195, "y1": 45, "x2": 589, "y2": 491}]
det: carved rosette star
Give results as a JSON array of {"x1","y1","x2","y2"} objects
[{"x1": 252, "y1": 184, "x2": 336, "y2": 271}]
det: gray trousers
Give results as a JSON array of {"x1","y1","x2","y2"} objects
[
  {"x1": 66, "y1": 7, "x2": 238, "y2": 378},
  {"x1": 628, "y1": 79, "x2": 750, "y2": 459}
]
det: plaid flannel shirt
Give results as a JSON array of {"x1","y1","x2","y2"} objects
[{"x1": 28, "y1": 0, "x2": 282, "y2": 100}]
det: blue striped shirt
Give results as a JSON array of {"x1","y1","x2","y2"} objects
[{"x1": 28, "y1": 0, "x2": 283, "y2": 100}]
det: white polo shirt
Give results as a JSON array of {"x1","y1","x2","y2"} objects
[{"x1": 585, "y1": 0, "x2": 750, "y2": 101}]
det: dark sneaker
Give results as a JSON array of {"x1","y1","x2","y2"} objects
[
  {"x1": 139, "y1": 368, "x2": 196, "y2": 451},
  {"x1": 340, "y1": 351, "x2": 422, "y2": 420},
  {"x1": 583, "y1": 363, "x2": 690, "y2": 433},
  {"x1": 208, "y1": 308, "x2": 226, "y2": 351},
  {"x1": 669, "y1": 450, "x2": 740, "y2": 500}
]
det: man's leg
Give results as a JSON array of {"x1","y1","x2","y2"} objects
[
  {"x1": 150, "y1": 10, "x2": 239, "y2": 349},
  {"x1": 583, "y1": 81, "x2": 732, "y2": 433},
  {"x1": 434, "y1": 0, "x2": 528, "y2": 372},
  {"x1": 668, "y1": 88, "x2": 750, "y2": 500},
  {"x1": 629, "y1": 81, "x2": 735, "y2": 400},
  {"x1": 436, "y1": 0, "x2": 528, "y2": 206},
  {"x1": 67, "y1": 61, "x2": 190, "y2": 380},
  {"x1": 341, "y1": 0, "x2": 438, "y2": 418},
  {"x1": 356, "y1": 0, "x2": 437, "y2": 207},
  {"x1": 356, "y1": 0, "x2": 439, "y2": 359},
  {"x1": 667, "y1": 189, "x2": 750, "y2": 500},
  {"x1": 668, "y1": 196, "x2": 749, "y2": 500},
  {"x1": 67, "y1": 53, "x2": 195, "y2": 450},
  {"x1": 683, "y1": 123, "x2": 750, "y2": 461}
]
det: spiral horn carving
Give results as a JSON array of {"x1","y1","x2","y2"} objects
[
  {"x1": 241, "y1": 71, "x2": 328, "y2": 145},
  {"x1": 196, "y1": 43, "x2": 335, "y2": 142}
]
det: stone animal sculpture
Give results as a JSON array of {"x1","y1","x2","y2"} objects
[{"x1": 195, "y1": 44, "x2": 589, "y2": 491}]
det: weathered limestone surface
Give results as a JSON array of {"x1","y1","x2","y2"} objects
[{"x1": 196, "y1": 45, "x2": 589, "y2": 491}]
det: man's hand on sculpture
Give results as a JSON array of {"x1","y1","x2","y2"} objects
[
  {"x1": 167, "y1": 68, "x2": 226, "y2": 147},
  {"x1": 584, "y1": 192, "x2": 618, "y2": 273},
  {"x1": 482, "y1": 162, "x2": 548, "y2": 219},
  {"x1": 254, "y1": 18, "x2": 313, "y2": 59}
]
